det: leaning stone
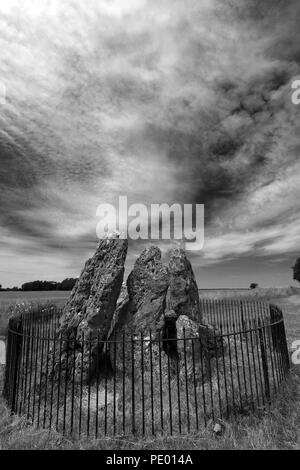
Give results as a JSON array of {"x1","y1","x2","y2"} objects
[{"x1": 50, "y1": 236, "x2": 128, "y2": 384}]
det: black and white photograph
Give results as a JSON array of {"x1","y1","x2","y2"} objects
[{"x1": 0, "y1": 0, "x2": 299, "y2": 455}]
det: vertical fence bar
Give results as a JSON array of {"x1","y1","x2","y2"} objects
[
  {"x1": 104, "y1": 340, "x2": 108, "y2": 435},
  {"x1": 264, "y1": 319, "x2": 277, "y2": 395},
  {"x1": 87, "y1": 332, "x2": 92, "y2": 437},
  {"x1": 183, "y1": 329, "x2": 190, "y2": 433},
  {"x1": 12, "y1": 318, "x2": 23, "y2": 414},
  {"x1": 277, "y1": 321, "x2": 286, "y2": 379},
  {"x1": 253, "y1": 317, "x2": 265, "y2": 406},
  {"x1": 232, "y1": 319, "x2": 243, "y2": 411},
  {"x1": 219, "y1": 322, "x2": 229, "y2": 418},
  {"x1": 213, "y1": 327, "x2": 222, "y2": 419},
  {"x1": 49, "y1": 335, "x2": 56, "y2": 429},
  {"x1": 113, "y1": 331, "x2": 117, "y2": 436},
  {"x1": 167, "y1": 335, "x2": 173, "y2": 435},
  {"x1": 4, "y1": 323, "x2": 12, "y2": 406},
  {"x1": 272, "y1": 320, "x2": 282, "y2": 386},
  {"x1": 244, "y1": 317, "x2": 255, "y2": 411},
  {"x1": 79, "y1": 333, "x2": 84, "y2": 437},
  {"x1": 140, "y1": 331, "x2": 145, "y2": 436},
  {"x1": 104, "y1": 336, "x2": 111, "y2": 436},
  {"x1": 176, "y1": 340, "x2": 182, "y2": 434},
  {"x1": 240, "y1": 301, "x2": 246, "y2": 335},
  {"x1": 32, "y1": 317, "x2": 41, "y2": 422},
  {"x1": 17, "y1": 315, "x2": 26, "y2": 414},
  {"x1": 56, "y1": 333, "x2": 63, "y2": 431},
  {"x1": 43, "y1": 321, "x2": 51, "y2": 428},
  {"x1": 22, "y1": 320, "x2": 31, "y2": 415},
  {"x1": 236, "y1": 309, "x2": 248, "y2": 405},
  {"x1": 207, "y1": 330, "x2": 214, "y2": 422},
  {"x1": 16, "y1": 315, "x2": 26, "y2": 415},
  {"x1": 281, "y1": 316, "x2": 290, "y2": 374},
  {"x1": 37, "y1": 317, "x2": 46, "y2": 427},
  {"x1": 9, "y1": 327, "x2": 16, "y2": 412},
  {"x1": 71, "y1": 336, "x2": 76, "y2": 436},
  {"x1": 258, "y1": 320, "x2": 271, "y2": 404},
  {"x1": 95, "y1": 332, "x2": 100, "y2": 439},
  {"x1": 226, "y1": 320, "x2": 236, "y2": 414},
  {"x1": 158, "y1": 330, "x2": 164, "y2": 434},
  {"x1": 249, "y1": 319, "x2": 260, "y2": 407},
  {"x1": 131, "y1": 333, "x2": 135, "y2": 435},
  {"x1": 198, "y1": 333, "x2": 207, "y2": 426},
  {"x1": 149, "y1": 330, "x2": 155, "y2": 435},
  {"x1": 191, "y1": 338, "x2": 198, "y2": 432},
  {"x1": 63, "y1": 332, "x2": 70, "y2": 435},
  {"x1": 122, "y1": 331, "x2": 126, "y2": 435}
]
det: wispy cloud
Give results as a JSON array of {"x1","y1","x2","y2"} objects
[{"x1": 0, "y1": 0, "x2": 299, "y2": 286}]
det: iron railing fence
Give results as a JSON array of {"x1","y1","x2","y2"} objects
[{"x1": 3, "y1": 299, "x2": 290, "y2": 438}]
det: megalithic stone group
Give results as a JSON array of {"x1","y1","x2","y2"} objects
[{"x1": 52, "y1": 235, "x2": 213, "y2": 384}]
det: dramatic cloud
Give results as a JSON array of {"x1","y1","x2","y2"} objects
[{"x1": 0, "y1": 0, "x2": 299, "y2": 286}]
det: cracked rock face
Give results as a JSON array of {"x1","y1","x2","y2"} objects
[{"x1": 126, "y1": 246, "x2": 170, "y2": 332}]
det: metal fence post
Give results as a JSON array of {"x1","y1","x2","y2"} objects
[
  {"x1": 11, "y1": 318, "x2": 23, "y2": 413},
  {"x1": 258, "y1": 320, "x2": 270, "y2": 404}
]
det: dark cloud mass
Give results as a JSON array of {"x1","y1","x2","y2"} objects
[{"x1": 0, "y1": 0, "x2": 300, "y2": 287}]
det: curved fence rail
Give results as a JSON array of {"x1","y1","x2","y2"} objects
[{"x1": 3, "y1": 299, "x2": 290, "y2": 438}]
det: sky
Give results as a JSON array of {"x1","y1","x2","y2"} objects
[{"x1": 0, "y1": 0, "x2": 300, "y2": 288}]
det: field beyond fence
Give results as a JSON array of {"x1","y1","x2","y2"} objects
[{"x1": 3, "y1": 299, "x2": 290, "y2": 439}]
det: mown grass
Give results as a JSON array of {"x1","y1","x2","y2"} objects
[{"x1": 0, "y1": 292, "x2": 299, "y2": 450}]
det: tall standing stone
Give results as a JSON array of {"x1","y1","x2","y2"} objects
[
  {"x1": 166, "y1": 248, "x2": 201, "y2": 322},
  {"x1": 126, "y1": 246, "x2": 169, "y2": 332},
  {"x1": 53, "y1": 236, "x2": 128, "y2": 383}
]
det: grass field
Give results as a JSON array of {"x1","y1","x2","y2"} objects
[
  {"x1": 0, "y1": 289, "x2": 299, "y2": 450},
  {"x1": 0, "y1": 291, "x2": 69, "y2": 337}
]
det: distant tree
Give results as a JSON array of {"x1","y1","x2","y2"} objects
[
  {"x1": 0, "y1": 284, "x2": 2, "y2": 291},
  {"x1": 59, "y1": 278, "x2": 77, "y2": 291},
  {"x1": 293, "y1": 257, "x2": 300, "y2": 283},
  {"x1": 21, "y1": 278, "x2": 78, "y2": 291},
  {"x1": 21, "y1": 280, "x2": 59, "y2": 291},
  {"x1": 250, "y1": 283, "x2": 258, "y2": 289}
]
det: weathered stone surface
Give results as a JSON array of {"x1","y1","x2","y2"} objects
[
  {"x1": 175, "y1": 315, "x2": 225, "y2": 381},
  {"x1": 60, "y1": 237, "x2": 128, "y2": 337},
  {"x1": 108, "y1": 246, "x2": 169, "y2": 369},
  {"x1": 176, "y1": 314, "x2": 200, "y2": 340},
  {"x1": 109, "y1": 247, "x2": 205, "y2": 370},
  {"x1": 166, "y1": 248, "x2": 201, "y2": 322},
  {"x1": 176, "y1": 315, "x2": 224, "y2": 357},
  {"x1": 125, "y1": 246, "x2": 169, "y2": 332},
  {"x1": 106, "y1": 282, "x2": 129, "y2": 340},
  {"x1": 51, "y1": 237, "x2": 128, "y2": 383}
]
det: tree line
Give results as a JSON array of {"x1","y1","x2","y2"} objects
[{"x1": 0, "y1": 278, "x2": 78, "y2": 292}]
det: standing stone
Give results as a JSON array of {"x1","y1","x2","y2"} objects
[
  {"x1": 175, "y1": 315, "x2": 225, "y2": 382},
  {"x1": 126, "y1": 246, "x2": 169, "y2": 332},
  {"x1": 166, "y1": 248, "x2": 201, "y2": 322},
  {"x1": 109, "y1": 246, "x2": 169, "y2": 371},
  {"x1": 53, "y1": 236, "x2": 128, "y2": 383}
]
